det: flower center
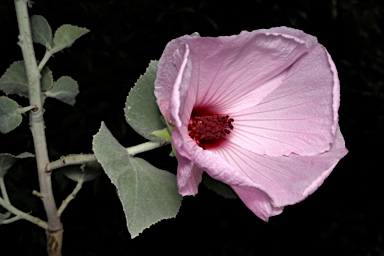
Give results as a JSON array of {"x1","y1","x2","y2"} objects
[{"x1": 188, "y1": 113, "x2": 234, "y2": 150}]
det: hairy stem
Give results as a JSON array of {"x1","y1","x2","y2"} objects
[
  {"x1": 47, "y1": 154, "x2": 97, "y2": 172},
  {"x1": 38, "y1": 50, "x2": 52, "y2": 71},
  {"x1": 0, "y1": 196, "x2": 48, "y2": 229},
  {"x1": 14, "y1": 1, "x2": 62, "y2": 255},
  {"x1": 57, "y1": 180, "x2": 83, "y2": 217},
  {"x1": 126, "y1": 141, "x2": 166, "y2": 156},
  {"x1": 0, "y1": 177, "x2": 10, "y2": 204},
  {"x1": 0, "y1": 179, "x2": 36, "y2": 226},
  {"x1": 0, "y1": 215, "x2": 22, "y2": 225},
  {"x1": 47, "y1": 141, "x2": 168, "y2": 171},
  {"x1": 17, "y1": 105, "x2": 35, "y2": 114}
]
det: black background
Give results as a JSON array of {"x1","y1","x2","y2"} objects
[{"x1": 0, "y1": 0, "x2": 383, "y2": 255}]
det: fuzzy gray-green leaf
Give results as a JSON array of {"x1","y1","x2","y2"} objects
[
  {"x1": 0, "y1": 61, "x2": 28, "y2": 98},
  {"x1": 52, "y1": 24, "x2": 89, "y2": 53},
  {"x1": 0, "y1": 96, "x2": 22, "y2": 134},
  {"x1": 125, "y1": 60, "x2": 168, "y2": 142},
  {"x1": 45, "y1": 76, "x2": 79, "y2": 105},
  {"x1": 41, "y1": 66, "x2": 53, "y2": 91},
  {"x1": 30, "y1": 15, "x2": 53, "y2": 48},
  {"x1": 92, "y1": 122, "x2": 182, "y2": 238}
]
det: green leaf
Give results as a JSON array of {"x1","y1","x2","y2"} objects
[
  {"x1": 45, "y1": 76, "x2": 79, "y2": 105},
  {"x1": 0, "y1": 152, "x2": 34, "y2": 177},
  {"x1": 61, "y1": 161, "x2": 102, "y2": 183},
  {"x1": 0, "y1": 96, "x2": 23, "y2": 134},
  {"x1": 41, "y1": 66, "x2": 53, "y2": 91},
  {"x1": 202, "y1": 173, "x2": 238, "y2": 199},
  {"x1": 92, "y1": 122, "x2": 182, "y2": 238},
  {"x1": 125, "y1": 60, "x2": 168, "y2": 142},
  {"x1": 0, "y1": 61, "x2": 28, "y2": 98},
  {"x1": 52, "y1": 24, "x2": 89, "y2": 53},
  {"x1": 30, "y1": 15, "x2": 53, "y2": 48}
]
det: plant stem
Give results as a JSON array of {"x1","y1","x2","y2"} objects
[
  {"x1": 57, "y1": 180, "x2": 83, "y2": 217},
  {"x1": 38, "y1": 50, "x2": 52, "y2": 71},
  {"x1": 0, "y1": 177, "x2": 10, "y2": 204},
  {"x1": 0, "y1": 215, "x2": 22, "y2": 224},
  {"x1": 0, "y1": 197, "x2": 48, "y2": 229},
  {"x1": 47, "y1": 154, "x2": 97, "y2": 172},
  {"x1": 47, "y1": 141, "x2": 168, "y2": 171},
  {"x1": 127, "y1": 141, "x2": 166, "y2": 156},
  {"x1": 17, "y1": 105, "x2": 35, "y2": 114},
  {"x1": 14, "y1": 1, "x2": 62, "y2": 255}
]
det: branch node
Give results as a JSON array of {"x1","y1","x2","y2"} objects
[{"x1": 32, "y1": 190, "x2": 43, "y2": 198}]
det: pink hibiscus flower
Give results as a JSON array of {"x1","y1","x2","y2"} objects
[{"x1": 154, "y1": 27, "x2": 348, "y2": 221}]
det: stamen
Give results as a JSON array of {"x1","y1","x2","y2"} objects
[{"x1": 188, "y1": 113, "x2": 234, "y2": 149}]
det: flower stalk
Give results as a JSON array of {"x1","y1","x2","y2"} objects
[{"x1": 14, "y1": 0, "x2": 62, "y2": 255}]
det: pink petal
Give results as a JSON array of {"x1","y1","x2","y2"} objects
[
  {"x1": 173, "y1": 123, "x2": 347, "y2": 220},
  {"x1": 171, "y1": 127, "x2": 245, "y2": 195},
  {"x1": 168, "y1": 43, "x2": 194, "y2": 128},
  {"x1": 177, "y1": 159, "x2": 203, "y2": 196},
  {"x1": 229, "y1": 44, "x2": 339, "y2": 156},
  {"x1": 230, "y1": 186, "x2": 284, "y2": 221},
  {"x1": 156, "y1": 42, "x2": 195, "y2": 126},
  {"x1": 170, "y1": 123, "x2": 203, "y2": 195},
  {"x1": 156, "y1": 27, "x2": 337, "y2": 157},
  {"x1": 155, "y1": 27, "x2": 318, "y2": 124},
  {"x1": 215, "y1": 128, "x2": 348, "y2": 221}
]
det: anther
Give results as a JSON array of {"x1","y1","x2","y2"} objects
[{"x1": 188, "y1": 114, "x2": 234, "y2": 149}]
